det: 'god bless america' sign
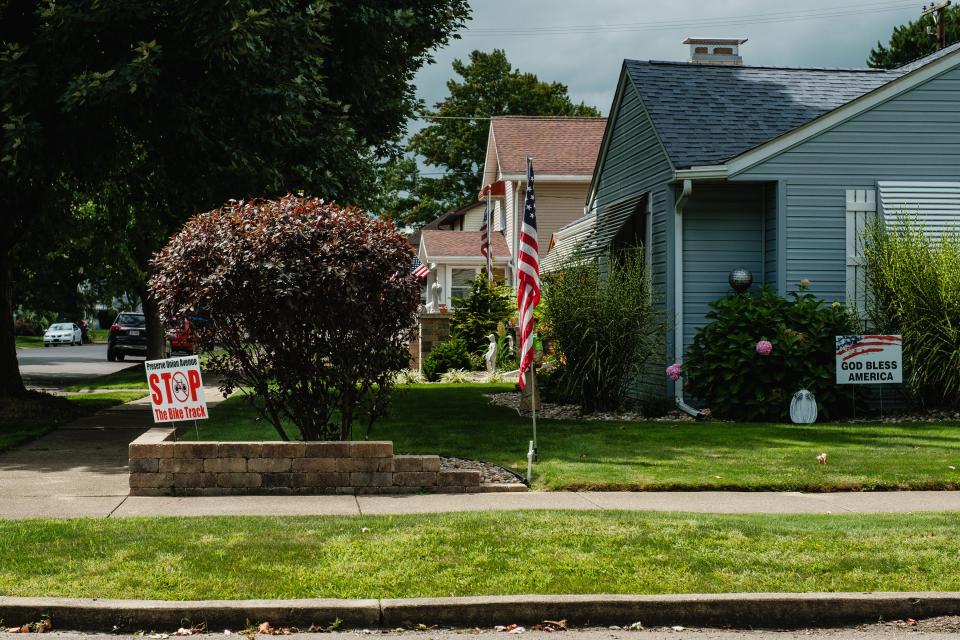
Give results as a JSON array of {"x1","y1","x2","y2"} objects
[{"x1": 835, "y1": 335, "x2": 902, "y2": 384}]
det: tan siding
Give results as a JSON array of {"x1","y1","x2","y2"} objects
[
  {"x1": 532, "y1": 183, "x2": 590, "y2": 258},
  {"x1": 504, "y1": 180, "x2": 516, "y2": 256},
  {"x1": 462, "y1": 205, "x2": 485, "y2": 231}
]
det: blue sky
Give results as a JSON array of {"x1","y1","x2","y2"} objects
[{"x1": 411, "y1": 0, "x2": 925, "y2": 119}]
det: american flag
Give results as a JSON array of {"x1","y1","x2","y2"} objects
[
  {"x1": 412, "y1": 256, "x2": 429, "y2": 279},
  {"x1": 517, "y1": 159, "x2": 541, "y2": 390},
  {"x1": 480, "y1": 199, "x2": 493, "y2": 281},
  {"x1": 835, "y1": 335, "x2": 902, "y2": 361}
]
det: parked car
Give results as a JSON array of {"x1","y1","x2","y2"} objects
[
  {"x1": 43, "y1": 323, "x2": 82, "y2": 347},
  {"x1": 107, "y1": 312, "x2": 147, "y2": 361},
  {"x1": 166, "y1": 318, "x2": 195, "y2": 354}
]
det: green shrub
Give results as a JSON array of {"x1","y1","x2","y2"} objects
[
  {"x1": 684, "y1": 286, "x2": 855, "y2": 421},
  {"x1": 450, "y1": 275, "x2": 513, "y2": 354},
  {"x1": 423, "y1": 337, "x2": 473, "y2": 382},
  {"x1": 540, "y1": 249, "x2": 663, "y2": 412},
  {"x1": 863, "y1": 219, "x2": 960, "y2": 407}
]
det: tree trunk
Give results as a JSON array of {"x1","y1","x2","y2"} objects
[
  {"x1": 141, "y1": 289, "x2": 167, "y2": 360},
  {"x1": 0, "y1": 246, "x2": 27, "y2": 397}
]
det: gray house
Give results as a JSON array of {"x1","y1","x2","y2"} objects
[{"x1": 557, "y1": 39, "x2": 960, "y2": 410}]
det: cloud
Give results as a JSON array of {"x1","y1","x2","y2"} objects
[{"x1": 413, "y1": 0, "x2": 920, "y2": 117}]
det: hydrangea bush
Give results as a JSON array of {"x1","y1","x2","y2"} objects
[{"x1": 684, "y1": 285, "x2": 855, "y2": 421}]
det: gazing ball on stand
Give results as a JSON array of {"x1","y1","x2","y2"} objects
[{"x1": 728, "y1": 268, "x2": 753, "y2": 294}]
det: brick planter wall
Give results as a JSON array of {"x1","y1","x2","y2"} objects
[{"x1": 128, "y1": 428, "x2": 496, "y2": 496}]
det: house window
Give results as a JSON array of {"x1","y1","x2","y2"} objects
[{"x1": 450, "y1": 268, "x2": 477, "y2": 302}]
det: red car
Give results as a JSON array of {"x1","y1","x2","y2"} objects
[{"x1": 166, "y1": 318, "x2": 195, "y2": 354}]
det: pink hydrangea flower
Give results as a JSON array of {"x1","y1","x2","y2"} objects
[
  {"x1": 756, "y1": 340, "x2": 773, "y2": 356},
  {"x1": 666, "y1": 363, "x2": 682, "y2": 381}
]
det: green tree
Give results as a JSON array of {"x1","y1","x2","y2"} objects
[
  {"x1": 868, "y1": 5, "x2": 960, "y2": 68},
  {"x1": 450, "y1": 274, "x2": 513, "y2": 354},
  {"x1": 406, "y1": 49, "x2": 600, "y2": 226},
  {"x1": 0, "y1": 0, "x2": 469, "y2": 396}
]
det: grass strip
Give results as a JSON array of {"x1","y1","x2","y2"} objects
[
  {"x1": 1, "y1": 511, "x2": 959, "y2": 600},
  {"x1": 190, "y1": 384, "x2": 960, "y2": 492},
  {"x1": 14, "y1": 336, "x2": 43, "y2": 349},
  {"x1": 65, "y1": 364, "x2": 148, "y2": 391}
]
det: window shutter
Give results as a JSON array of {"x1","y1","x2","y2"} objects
[{"x1": 845, "y1": 189, "x2": 876, "y2": 319}]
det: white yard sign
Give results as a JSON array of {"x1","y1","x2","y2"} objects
[
  {"x1": 835, "y1": 335, "x2": 903, "y2": 385},
  {"x1": 145, "y1": 355, "x2": 209, "y2": 423}
]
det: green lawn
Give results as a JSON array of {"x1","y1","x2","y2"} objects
[
  {"x1": 0, "y1": 391, "x2": 145, "y2": 453},
  {"x1": 189, "y1": 384, "x2": 960, "y2": 492},
  {"x1": 65, "y1": 364, "x2": 147, "y2": 391},
  {"x1": 15, "y1": 336, "x2": 43, "y2": 348},
  {"x1": 1, "y1": 511, "x2": 959, "y2": 599}
]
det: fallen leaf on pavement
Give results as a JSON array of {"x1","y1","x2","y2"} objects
[{"x1": 258, "y1": 623, "x2": 273, "y2": 635}]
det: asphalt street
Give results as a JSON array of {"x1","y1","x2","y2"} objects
[{"x1": 16, "y1": 343, "x2": 142, "y2": 388}]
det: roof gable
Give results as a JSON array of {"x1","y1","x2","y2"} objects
[
  {"x1": 626, "y1": 61, "x2": 900, "y2": 169},
  {"x1": 487, "y1": 116, "x2": 607, "y2": 177}
]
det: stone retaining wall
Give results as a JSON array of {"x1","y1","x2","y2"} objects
[{"x1": 128, "y1": 428, "x2": 493, "y2": 496}]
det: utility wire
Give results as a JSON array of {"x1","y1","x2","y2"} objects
[{"x1": 461, "y1": 0, "x2": 921, "y2": 37}]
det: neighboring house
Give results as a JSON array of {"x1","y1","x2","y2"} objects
[
  {"x1": 568, "y1": 38, "x2": 960, "y2": 408},
  {"x1": 479, "y1": 116, "x2": 607, "y2": 285},
  {"x1": 408, "y1": 202, "x2": 486, "y2": 252},
  {"x1": 417, "y1": 230, "x2": 510, "y2": 310}
]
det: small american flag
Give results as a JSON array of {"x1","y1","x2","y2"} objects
[
  {"x1": 836, "y1": 335, "x2": 901, "y2": 361},
  {"x1": 412, "y1": 256, "x2": 429, "y2": 279},
  {"x1": 480, "y1": 199, "x2": 493, "y2": 281},
  {"x1": 517, "y1": 159, "x2": 541, "y2": 390}
]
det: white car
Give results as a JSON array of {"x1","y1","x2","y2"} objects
[{"x1": 43, "y1": 323, "x2": 82, "y2": 347}]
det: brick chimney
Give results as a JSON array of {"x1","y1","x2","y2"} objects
[{"x1": 683, "y1": 37, "x2": 747, "y2": 65}]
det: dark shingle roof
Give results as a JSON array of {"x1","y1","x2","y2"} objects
[{"x1": 625, "y1": 61, "x2": 901, "y2": 168}]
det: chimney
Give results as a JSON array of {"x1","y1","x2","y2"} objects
[{"x1": 683, "y1": 37, "x2": 747, "y2": 65}]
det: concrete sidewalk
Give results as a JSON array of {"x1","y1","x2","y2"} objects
[{"x1": 5, "y1": 393, "x2": 960, "y2": 520}]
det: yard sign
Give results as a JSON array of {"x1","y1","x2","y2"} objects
[
  {"x1": 145, "y1": 355, "x2": 209, "y2": 422},
  {"x1": 835, "y1": 335, "x2": 902, "y2": 384}
]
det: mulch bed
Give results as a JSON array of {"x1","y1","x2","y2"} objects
[
  {"x1": 441, "y1": 456, "x2": 525, "y2": 485},
  {"x1": 485, "y1": 392, "x2": 695, "y2": 423}
]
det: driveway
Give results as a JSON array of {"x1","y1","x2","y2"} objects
[{"x1": 17, "y1": 343, "x2": 142, "y2": 388}]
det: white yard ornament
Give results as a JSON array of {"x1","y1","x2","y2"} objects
[
  {"x1": 789, "y1": 389, "x2": 818, "y2": 424},
  {"x1": 485, "y1": 334, "x2": 498, "y2": 373}
]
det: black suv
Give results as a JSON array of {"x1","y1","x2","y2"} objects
[{"x1": 107, "y1": 312, "x2": 147, "y2": 361}]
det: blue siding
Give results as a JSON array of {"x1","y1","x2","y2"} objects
[
  {"x1": 736, "y1": 65, "x2": 960, "y2": 302},
  {"x1": 764, "y1": 183, "x2": 777, "y2": 287},
  {"x1": 592, "y1": 70, "x2": 675, "y2": 397},
  {"x1": 682, "y1": 184, "x2": 764, "y2": 348}
]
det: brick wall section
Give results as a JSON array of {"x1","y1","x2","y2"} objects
[
  {"x1": 128, "y1": 428, "x2": 490, "y2": 496},
  {"x1": 417, "y1": 313, "x2": 451, "y2": 372}
]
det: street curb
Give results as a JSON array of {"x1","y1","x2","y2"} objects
[
  {"x1": 1, "y1": 593, "x2": 959, "y2": 631},
  {"x1": 0, "y1": 598, "x2": 380, "y2": 631}
]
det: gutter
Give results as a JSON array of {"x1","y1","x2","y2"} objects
[{"x1": 673, "y1": 179, "x2": 707, "y2": 419}]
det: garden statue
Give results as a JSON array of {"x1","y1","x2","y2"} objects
[
  {"x1": 505, "y1": 334, "x2": 514, "y2": 358},
  {"x1": 485, "y1": 334, "x2": 497, "y2": 373},
  {"x1": 426, "y1": 281, "x2": 442, "y2": 313},
  {"x1": 789, "y1": 389, "x2": 818, "y2": 424}
]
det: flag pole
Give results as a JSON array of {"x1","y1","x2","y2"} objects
[
  {"x1": 485, "y1": 189, "x2": 493, "y2": 281},
  {"x1": 527, "y1": 155, "x2": 538, "y2": 462}
]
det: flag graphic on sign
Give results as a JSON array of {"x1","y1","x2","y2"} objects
[
  {"x1": 835, "y1": 335, "x2": 902, "y2": 361},
  {"x1": 517, "y1": 159, "x2": 541, "y2": 391}
]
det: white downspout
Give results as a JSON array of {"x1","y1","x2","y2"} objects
[{"x1": 674, "y1": 179, "x2": 706, "y2": 419}]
